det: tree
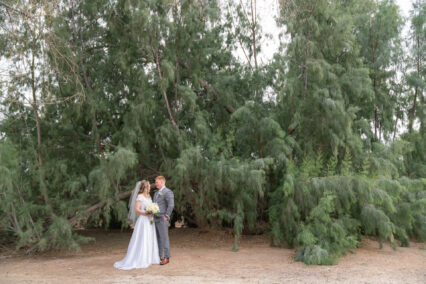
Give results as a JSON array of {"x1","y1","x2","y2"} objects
[
  {"x1": 0, "y1": 0, "x2": 424, "y2": 263},
  {"x1": 407, "y1": 0, "x2": 425, "y2": 133},
  {"x1": 273, "y1": 0, "x2": 372, "y2": 156},
  {"x1": 354, "y1": 0, "x2": 404, "y2": 142}
]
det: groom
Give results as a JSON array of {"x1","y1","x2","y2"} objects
[{"x1": 154, "y1": 176, "x2": 174, "y2": 265}]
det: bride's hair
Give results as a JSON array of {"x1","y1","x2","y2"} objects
[{"x1": 138, "y1": 180, "x2": 150, "y2": 194}]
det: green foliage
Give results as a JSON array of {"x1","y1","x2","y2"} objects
[
  {"x1": 44, "y1": 217, "x2": 93, "y2": 251},
  {"x1": 87, "y1": 147, "x2": 137, "y2": 227},
  {"x1": 171, "y1": 146, "x2": 269, "y2": 250},
  {"x1": 270, "y1": 150, "x2": 425, "y2": 264},
  {"x1": 0, "y1": 0, "x2": 423, "y2": 265},
  {"x1": 354, "y1": 0, "x2": 404, "y2": 141}
]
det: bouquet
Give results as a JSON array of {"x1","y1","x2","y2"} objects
[{"x1": 145, "y1": 203, "x2": 160, "y2": 225}]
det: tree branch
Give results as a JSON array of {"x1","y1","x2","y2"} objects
[
  {"x1": 69, "y1": 183, "x2": 158, "y2": 228},
  {"x1": 149, "y1": 34, "x2": 179, "y2": 131},
  {"x1": 69, "y1": 190, "x2": 132, "y2": 227},
  {"x1": 0, "y1": 1, "x2": 32, "y2": 18},
  {"x1": 198, "y1": 79, "x2": 235, "y2": 114}
]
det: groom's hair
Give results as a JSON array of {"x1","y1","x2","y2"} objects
[{"x1": 155, "y1": 176, "x2": 166, "y2": 182}]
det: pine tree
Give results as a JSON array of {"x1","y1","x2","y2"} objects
[
  {"x1": 406, "y1": 0, "x2": 425, "y2": 133},
  {"x1": 274, "y1": 0, "x2": 372, "y2": 155},
  {"x1": 0, "y1": 0, "x2": 424, "y2": 262},
  {"x1": 354, "y1": 0, "x2": 404, "y2": 142}
]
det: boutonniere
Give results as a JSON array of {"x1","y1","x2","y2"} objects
[{"x1": 158, "y1": 192, "x2": 163, "y2": 196}]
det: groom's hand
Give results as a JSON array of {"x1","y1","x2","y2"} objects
[{"x1": 163, "y1": 216, "x2": 168, "y2": 221}]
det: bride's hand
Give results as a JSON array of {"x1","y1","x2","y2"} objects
[{"x1": 147, "y1": 213, "x2": 154, "y2": 218}]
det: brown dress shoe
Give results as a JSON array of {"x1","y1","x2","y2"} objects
[{"x1": 160, "y1": 258, "x2": 169, "y2": 265}]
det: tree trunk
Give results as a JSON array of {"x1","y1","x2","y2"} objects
[
  {"x1": 151, "y1": 45, "x2": 179, "y2": 131},
  {"x1": 392, "y1": 117, "x2": 398, "y2": 141},
  {"x1": 31, "y1": 53, "x2": 53, "y2": 214},
  {"x1": 250, "y1": 0, "x2": 258, "y2": 69},
  {"x1": 409, "y1": 35, "x2": 420, "y2": 133},
  {"x1": 302, "y1": 7, "x2": 313, "y2": 99},
  {"x1": 370, "y1": 28, "x2": 378, "y2": 140},
  {"x1": 31, "y1": 55, "x2": 43, "y2": 167},
  {"x1": 372, "y1": 65, "x2": 378, "y2": 140},
  {"x1": 71, "y1": 0, "x2": 102, "y2": 153}
]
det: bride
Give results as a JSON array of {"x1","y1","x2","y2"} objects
[{"x1": 113, "y1": 180, "x2": 160, "y2": 269}]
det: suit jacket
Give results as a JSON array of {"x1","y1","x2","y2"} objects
[{"x1": 153, "y1": 187, "x2": 174, "y2": 222}]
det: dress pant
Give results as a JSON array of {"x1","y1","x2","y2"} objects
[{"x1": 155, "y1": 218, "x2": 170, "y2": 258}]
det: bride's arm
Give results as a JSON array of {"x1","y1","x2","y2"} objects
[{"x1": 135, "y1": 201, "x2": 149, "y2": 216}]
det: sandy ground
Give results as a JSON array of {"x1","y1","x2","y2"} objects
[{"x1": 0, "y1": 228, "x2": 425, "y2": 284}]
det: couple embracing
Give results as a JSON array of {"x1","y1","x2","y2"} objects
[{"x1": 114, "y1": 176, "x2": 174, "y2": 270}]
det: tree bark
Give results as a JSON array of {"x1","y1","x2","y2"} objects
[
  {"x1": 371, "y1": 40, "x2": 380, "y2": 141},
  {"x1": 302, "y1": 7, "x2": 313, "y2": 99},
  {"x1": 370, "y1": 25, "x2": 379, "y2": 140},
  {"x1": 373, "y1": 69, "x2": 378, "y2": 139},
  {"x1": 409, "y1": 35, "x2": 420, "y2": 133},
  {"x1": 392, "y1": 117, "x2": 398, "y2": 141},
  {"x1": 31, "y1": 54, "x2": 43, "y2": 168},
  {"x1": 250, "y1": 0, "x2": 258, "y2": 69},
  {"x1": 31, "y1": 53, "x2": 52, "y2": 213}
]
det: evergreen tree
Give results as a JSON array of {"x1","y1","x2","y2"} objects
[
  {"x1": 354, "y1": 0, "x2": 404, "y2": 142},
  {"x1": 273, "y1": 0, "x2": 372, "y2": 156},
  {"x1": 406, "y1": 0, "x2": 425, "y2": 133},
  {"x1": 0, "y1": 0, "x2": 424, "y2": 264}
]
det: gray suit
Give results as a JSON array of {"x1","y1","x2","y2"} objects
[{"x1": 154, "y1": 187, "x2": 174, "y2": 259}]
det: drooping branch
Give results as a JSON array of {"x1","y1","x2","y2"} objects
[
  {"x1": 69, "y1": 190, "x2": 132, "y2": 227},
  {"x1": 69, "y1": 184, "x2": 157, "y2": 227}
]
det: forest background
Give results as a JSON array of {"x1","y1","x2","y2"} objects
[{"x1": 0, "y1": 0, "x2": 424, "y2": 265}]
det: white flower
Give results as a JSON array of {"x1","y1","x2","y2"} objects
[
  {"x1": 145, "y1": 203, "x2": 160, "y2": 225},
  {"x1": 145, "y1": 203, "x2": 160, "y2": 215}
]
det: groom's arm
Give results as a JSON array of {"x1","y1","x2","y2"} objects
[{"x1": 165, "y1": 189, "x2": 174, "y2": 221}]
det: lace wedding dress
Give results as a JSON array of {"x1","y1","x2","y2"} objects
[{"x1": 113, "y1": 195, "x2": 160, "y2": 269}]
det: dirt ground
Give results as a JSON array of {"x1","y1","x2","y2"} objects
[{"x1": 0, "y1": 228, "x2": 425, "y2": 284}]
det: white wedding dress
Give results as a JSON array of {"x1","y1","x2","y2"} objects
[{"x1": 113, "y1": 195, "x2": 160, "y2": 269}]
